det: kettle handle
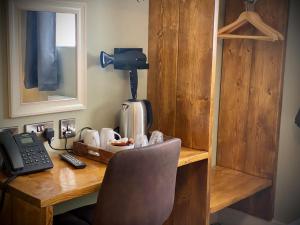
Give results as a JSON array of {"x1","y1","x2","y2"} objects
[{"x1": 143, "y1": 100, "x2": 153, "y2": 130}]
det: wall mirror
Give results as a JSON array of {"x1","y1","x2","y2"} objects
[{"x1": 8, "y1": 0, "x2": 87, "y2": 117}]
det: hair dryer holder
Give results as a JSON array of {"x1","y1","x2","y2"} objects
[{"x1": 100, "y1": 48, "x2": 149, "y2": 100}]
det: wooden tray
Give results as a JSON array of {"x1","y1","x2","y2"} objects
[
  {"x1": 72, "y1": 141, "x2": 114, "y2": 164},
  {"x1": 72, "y1": 135, "x2": 173, "y2": 164}
]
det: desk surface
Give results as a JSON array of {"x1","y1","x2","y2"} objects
[{"x1": 0, "y1": 147, "x2": 208, "y2": 208}]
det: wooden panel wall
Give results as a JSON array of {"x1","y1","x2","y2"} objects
[
  {"x1": 217, "y1": 0, "x2": 288, "y2": 179},
  {"x1": 217, "y1": 0, "x2": 289, "y2": 220},
  {"x1": 148, "y1": 0, "x2": 215, "y2": 150}
]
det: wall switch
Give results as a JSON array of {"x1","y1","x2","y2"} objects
[
  {"x1": 59, "y1": 118, "x2": 76, "y2": 139},
  {"x1": 0, "y1": 126, "x2": 19, "y2": 135},
  {"x1": 24, "y1": 121, "x2": 54, "y2": 138}
]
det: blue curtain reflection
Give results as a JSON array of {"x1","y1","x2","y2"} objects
[{"x1": 25, "y1": 11, "x2": 59, "y2": 91}]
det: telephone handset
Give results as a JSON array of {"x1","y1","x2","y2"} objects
[{"x1": 0, "y1": 131, "x2": 53, "y2": 176}]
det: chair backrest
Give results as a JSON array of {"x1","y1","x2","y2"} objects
[{"x1": 92, "y1": 138, "x2": 181, "y2": 225}]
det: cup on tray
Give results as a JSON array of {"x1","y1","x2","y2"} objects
[
  {"x1": 100, "y1": 128, "x2": 121, "y2": 150},
  {"x1": 135, "y1": 134, "x2": 149, "y2": 148},
  {"x1": 83, "y1": 130, "x2": 100, "y2": 147},
  {"x1": 149, "y1": 131, "x2": 164, "y2": 145}
]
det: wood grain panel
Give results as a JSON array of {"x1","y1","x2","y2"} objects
[
  {"x1": 232, "y1": 187, "x2": 274, "y2": 220},
  {"x1": 234, "y1": 0, "x2": 289, "y2": 220},
  {"x1": 217, "y1": 0, "x2": 288, "y2": 178},
  {"x1": 175, "y1": 0, "x2": 214, "y2": 150},
  {"x1": 210, "y1": 166, "x2": 272, "y2": 214},
  {"x1": 244, "y1": 0, "x2": 289, "y2": 179},
  {"x1": 148, "y1": 0, "x2": 163, "y2": 131},
  {"x1": 158, "y1": 0, "x2": 180, "y2": 136},
  {"x1": 164, "y1": 160, "x2": 209, "y2": 225},
  {"x1": 217, "y1": 0, "x2": 254, "y2": 172},
  {"x1": 217, "y1": 0, "x2": 289, "y2": 219},
  {"x1": 11, "y1": 196, "x2": 53, "y2": 225},
  {"x1": 147, "y1": 0, "x2": 179, "y2": 136},
  {"x1": 148, "y1": 0, "x2": 215, "y2": 150}
]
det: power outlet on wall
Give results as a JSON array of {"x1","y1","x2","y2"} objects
[
  {"x1": 0, "y1": 126, "x2": 19, "y2": 135},
  {"x1": 24, "y1": 121, "x2": 54, "y2": 138},
  {"x1": 59, "y1": 118, "x2": 76, "y2": 139}
]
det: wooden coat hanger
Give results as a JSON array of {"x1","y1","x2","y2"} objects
[{"x1": 218, "y1": 0, "x2": 284, "y2": 42}]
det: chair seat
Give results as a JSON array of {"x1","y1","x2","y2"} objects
[{"x1": 54, "y1": 204, "x2": 96, "y2": 225}]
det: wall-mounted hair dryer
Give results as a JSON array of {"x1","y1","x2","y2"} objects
[{"x1": 100, "y1": 48, "x2": 149, "y2": 100}]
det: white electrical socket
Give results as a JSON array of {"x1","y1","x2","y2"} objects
[
  {"x1": 59, "y1": 118, "x2": 76, "y2": 139},
  {"x1": 24, "y1": 121, "x2": 54, "y2": 138}
]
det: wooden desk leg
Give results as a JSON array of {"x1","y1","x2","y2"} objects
[{"x1": 0, "y1": 193, "x2": 53, "y2": 225}]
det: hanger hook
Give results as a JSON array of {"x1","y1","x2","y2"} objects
[
  {"x1": 244, "y1": 0, "x2": 257, "y2": 11},
  {"x1": 137, "y1": 0, "x2": 144, "y2": 3}
]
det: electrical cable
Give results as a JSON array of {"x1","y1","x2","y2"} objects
[
  {"x1": 64, "y1": 136, "x2": 68, "y2": 150},
  {"x1": 47, "y1": 132, "x2": 72, "y2": 153},
  {"x1": 0, "y1": 175, "x2": 17, "y2": 211},
  {"x1": 46, "y1": 126, "x2": 94, "y2": 152},
  {"x1": 48, "y1": 138, "x2": 72, "y2": 153},
  {"x1": 78, "y1": 127, "x2": 93, "y2": 141}
]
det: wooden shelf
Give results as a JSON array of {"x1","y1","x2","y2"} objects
[
  {"x1": 210, "y1": 166, "x2": 272, "y2": 214},
  {"x1": 178, "y1": 147, "x2": 208, "y2": 167}
]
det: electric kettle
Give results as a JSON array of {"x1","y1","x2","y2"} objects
[{"x1": 119, "y1": 99, "x2": 153, "y2": 140}]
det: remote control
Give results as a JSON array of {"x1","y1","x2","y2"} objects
[{"x1": 59, "y1": 153, "x2": 86, "y2": 169}]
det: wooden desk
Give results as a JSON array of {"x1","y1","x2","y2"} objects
[{"x1": 0, "y1": 147, "x2": 208, "y2": 225}]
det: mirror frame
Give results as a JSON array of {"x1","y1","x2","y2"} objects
[{"x1": 8, "y1": 0, "x2": 87, "y2": 118}]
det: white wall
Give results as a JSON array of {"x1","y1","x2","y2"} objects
[
  {"x1": 213, "y1": 0, "x2": 300, "y2": 224},
  {"x1": 0, "y1": 0, "x2": 149, "y2": 215}
]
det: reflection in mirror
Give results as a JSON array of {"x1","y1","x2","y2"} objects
[{"x1": 20, "y1": 11, "x2": 77, "y2": 103}]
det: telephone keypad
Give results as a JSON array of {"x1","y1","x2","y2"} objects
[{"x1": 20, "y1": 146, "x2": 51, "y2": 168}]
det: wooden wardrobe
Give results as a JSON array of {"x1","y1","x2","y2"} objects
[{"x1": 148, "y1": 0, "x2": 289, "y2": 224}]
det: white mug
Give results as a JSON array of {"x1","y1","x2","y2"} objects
[
  {"x1": 83, "y1": 130, "x2": 100, "y2": 147},
  {"x1": 100, "y1": 128, "x2": 121, "y2": 150}
]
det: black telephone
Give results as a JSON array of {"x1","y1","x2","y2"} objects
[{"x1": 0, "y1": 131, "x2": 53, "y2": 176}]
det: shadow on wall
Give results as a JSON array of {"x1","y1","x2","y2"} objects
[{"x1": 87, "y1": 52, "x2": 99, "y2": 69}]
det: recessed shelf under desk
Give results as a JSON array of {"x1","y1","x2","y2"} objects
[{"x1": 210, "y1": 166, "x2": 272, "y2": 214}]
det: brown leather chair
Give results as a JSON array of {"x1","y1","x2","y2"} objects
[{"x1": 54, "y1": 138, "x2": 181, "y2": 225}]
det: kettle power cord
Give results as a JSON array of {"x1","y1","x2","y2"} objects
[
  {"x1": 43, "y1": 128, "x2": 72, "y2": 152},
  {"x1": 78, "y1": 127, "x2": 93, "y2": 141},
  {"x1": 44, "y1": 127, "x2": 95, "y2": 152}
]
